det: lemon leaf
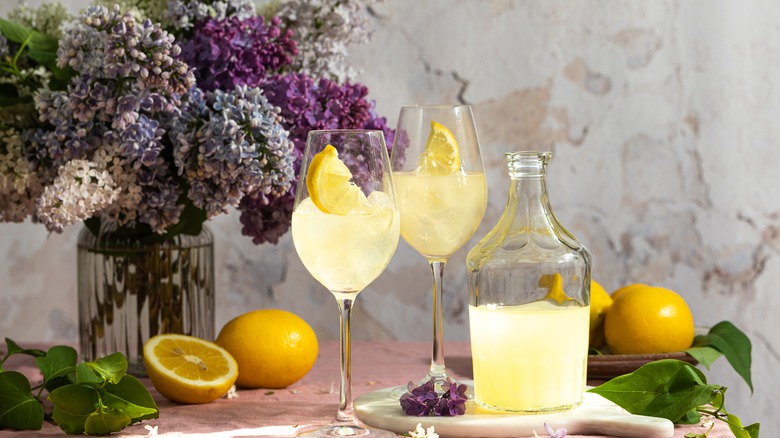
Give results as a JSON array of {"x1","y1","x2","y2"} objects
[
  {"x1": 588, "y1": 359, "x2": 718, "y2": 423},
  {"x1": 688, "y1": 321, "x2": 753, "y2": 392}
]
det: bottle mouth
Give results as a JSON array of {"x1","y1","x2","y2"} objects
[{"x1": 505, "y1": 151, "x2": 552, "y2": 176}]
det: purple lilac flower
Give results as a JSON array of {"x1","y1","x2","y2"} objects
[
  {"x1": 238, "y1": 191, "x2": 294, "y2": 245},
  {"x1": 400, "y1": 379, "x2": 439, "y2": 416},
  {"x1": 181, "y1": 15, "x2": 298, "y2": 92},
  {"x1": 242, "y1": 72, "x2": 396, "y2": 244},
  {"x1": 399, "y1": 378, "x2": 467, "y2": 417},
  {"x1": 260, "y1": 72, "x2": 395, "y2": 167}
]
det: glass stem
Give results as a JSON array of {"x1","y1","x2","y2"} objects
[
  {"x1": 335, "y1": 296, "x2": 356, "y2": 424},
  {"x1": 427, "y1": 260, "x2": 447, "y2": 381}
]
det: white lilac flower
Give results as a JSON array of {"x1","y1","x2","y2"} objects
[
  {"x1": 7, "y1": 1, "x2": 72, "y2": 38},
  {"x1": 0, "y1": 128, "x2": 42, "y2": 222},
  {"x1": 36, "y1": 159, "x2": 119, "y2": 232},
  {"x1": 162, "y1": 0, "x2": 255, "y2": 31},
  {"x1": 277, "y1": 0, "x2": 375, "y2": 82},
  {"x1": 408, "y1": 423, "x2": 438, "y2": 438}
]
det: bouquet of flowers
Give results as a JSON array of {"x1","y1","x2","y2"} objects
[{"x1": 0, "y1": 0, "x2": 394, "y2": 244}]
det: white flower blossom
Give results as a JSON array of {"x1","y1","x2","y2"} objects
[
  {"x1": 36, "y1": 159, "x2": 119, "y2": 232},
  {"x1": 409, "y1": 423, "x2": 438, "y2": 438}
]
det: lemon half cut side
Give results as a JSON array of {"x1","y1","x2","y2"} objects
[{"x1": 143, "y1": 334, "x2": 238, "y2": 404}]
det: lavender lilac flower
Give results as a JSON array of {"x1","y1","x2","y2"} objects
[
  {"x1": 169, "y1": 85, "x2": 295, "y2": 219},
  {"x1": 399, "y1": 378, "x2": 467, "y2": 417},
  {"x1": 31, "y1": 5, "x2": 196, "y2": 233}
]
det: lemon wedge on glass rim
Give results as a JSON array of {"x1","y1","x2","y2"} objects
[
  {"x1": 143, "y1": 334, "x2": 238, "y2": 404},
  {"x1": 306, "y1": 144, "x2": 367, "y2": 215},
  {"x1": 419, "y1": 120, "x2": 461, "y2": 174}
]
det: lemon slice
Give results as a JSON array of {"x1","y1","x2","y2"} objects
[
  {"x1": 143, "y1": 334, "x2": 238, "y2": 404},
  {"x1": 419, "y1": 120, "x2": 461, "y2": 174},
  {"x1": 306, "y1": 144, "x2": 366, "y2": 215}
]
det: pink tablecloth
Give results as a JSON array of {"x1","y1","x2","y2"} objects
[{"x1": 0, "y1": 342, "x2": 735, "y2": 437}]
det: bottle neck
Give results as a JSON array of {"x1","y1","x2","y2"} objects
[{"x1": 505, "y1": 152, "x2": 555, "y2": 231}]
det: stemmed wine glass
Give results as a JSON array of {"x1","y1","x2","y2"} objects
[
  {"x1": 292, "y1": 130, "x2": 400, "y2": 437},
  {"x1": 390, "y1": 105, "x2": 487, "y2": 388}
]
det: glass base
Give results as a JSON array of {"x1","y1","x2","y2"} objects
[
  {"x1": 474, "y1": 397, "x2": 583, "y2": 414},
  {"x1": 297, "y1": 423, "x2": 396, "y2": 437}
]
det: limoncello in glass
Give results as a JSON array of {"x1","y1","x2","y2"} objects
[
  {"x1": 393, "y1": 171, "x2": 486, "y2": 259},
  {"x1": 292, "y1": 192, "x2": 400, "y2": 293},
  {"x1": 466, "y1": 151, "x2": 591, "y2": 413}
]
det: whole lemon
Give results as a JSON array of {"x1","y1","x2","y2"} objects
[
  {"x1": 604, "y1": 286, "x2": 695, "y2": 355},
  {"x1": 610, "y1": 283, "x2": 647, "y2": 302},
  {"x1": 588, "y1": 280, "x2": 612, "y2": 349},
  {"x1": 215, "y1": 309, "x2": 318, "y2": 389}
]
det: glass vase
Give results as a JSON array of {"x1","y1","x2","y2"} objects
[
  {"x1": 77, "y1": 224, "x2": 215, "y2": 376},
  {"x1": 466, "y1": 151, "x2": 591, "y2": 413}
]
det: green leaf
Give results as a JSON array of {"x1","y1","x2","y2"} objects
[
  {"x1": 3, "y1": 338, "x2": 46, "y2": 358},
  {"x1": 685, "y1": 346, "x2": 723, "y2": 368},
  {"x1": 692, "y1": 321, "x2": 753, "y2": 392},
  {"x1": 724, "y1": 412, "x2": 760, "y2": 438},
  {"x1": 99, "y1": 389, "x2": 158, "y2": 423},
  {"x1": 103, "y1": 375, "x2": 159, "y2": 422},
  {"x1": 36, "y1": 345, "x2": 78, "y2": 383},
  {"x1": 589, "y1": 359, "x2": 720, "y2": 423},
  {"x1": 0, "y1": 371, "x2": 44, "y2": 430},
  {"x1": 0, "y1": 18, "x2": 58, "y2": 52},
  {"x1": 0, "y1": 19, "x2": 34, "y2": 45},
  {"x1": 84, "y1": 406, "x2": 131, "y2": 435},
  {"x1": 76, "y1": 362, "x2": 105, "y2": 387},
  {"x1": 26, "y1": 49, "x2": 58, "y2": 67},
  {"x1": 677, "y1": 408, "x2": 701, "y2": 425},
  {"x1": 0, "y1": 95, "x2": 33, "y2": 107},
  {"x1": 49, "y1": 384, "x2": 99, "y2": 435},
  {"x1": 85, "y1": 352, "x2": 128, "y2": 385}
]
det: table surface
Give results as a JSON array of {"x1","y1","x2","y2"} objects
[{"x1": 0, "y1": 341, "x2": 735, "y2": 437}]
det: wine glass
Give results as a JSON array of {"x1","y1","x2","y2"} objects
[
  {"x1": 390, "y1": 105, "x2": 487, "y2": 389},
  {"x1": 292, "y1": 130, "x2": 399, "y2": 438}
]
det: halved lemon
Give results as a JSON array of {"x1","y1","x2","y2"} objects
[
  {"x1": 143, "y1": 334, "x2": 238, "y2": 404},
  {"x1": 306, "y1": 144, "x2": 366, "y2": 215},
  {"x1": 419, "y1": 120, "x2": 461, "y2": 174}
]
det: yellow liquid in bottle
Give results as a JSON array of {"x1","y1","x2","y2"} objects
[{"x1": 468, "y1": 301, "x2": 589, "y2": 412}]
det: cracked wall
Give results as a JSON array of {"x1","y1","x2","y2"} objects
[{"x1": 1, "y1": 0, "x2": 777, "y2": 431}]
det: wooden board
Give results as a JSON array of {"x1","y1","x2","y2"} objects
[{"x1": 355, "y1": 383, "x2": 673, "y2": 438}]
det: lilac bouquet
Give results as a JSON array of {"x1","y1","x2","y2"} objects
[{"x1": 0, "y1": 0, "x2": 394, "y2": 244}]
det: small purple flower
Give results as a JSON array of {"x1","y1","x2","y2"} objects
[{"x1": 399, "y1": 378, "x2": 467, "y2": 417}]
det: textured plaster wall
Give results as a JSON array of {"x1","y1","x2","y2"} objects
[{"x1": 1, "y1": 0, "x2": 777, "y2": 430}]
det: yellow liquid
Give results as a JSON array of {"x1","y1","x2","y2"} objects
[
  {"x1": 469, "y1": 301, "x2": 589, "y2": 412},
  {"x1": 394, "y1": 171, "x2": 486, "y2": 259},
  {"x1": 291, "y1": 193, "x2": 400, "y2": 293}
]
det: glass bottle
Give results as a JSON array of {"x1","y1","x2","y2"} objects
[
  {"x1": 77, "y1": 224, "x2": 215, "y2": 376},
  {"x1": 466, "y1": 151, "x2": 591, "y2": 413}
]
